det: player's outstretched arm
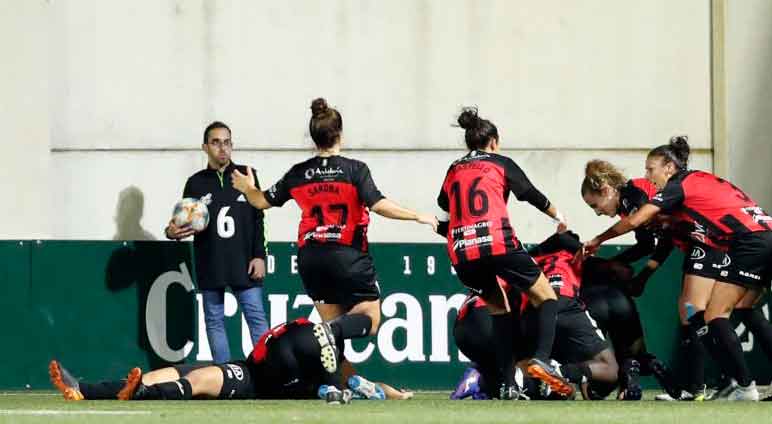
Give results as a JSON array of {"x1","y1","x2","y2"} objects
[
  {"x1": 584, "y1": 203, "x2": 661, "y2": 256},
  {"x1": 371, "y1": 199, "x2": 438, "y2": 231},
  {"x1": 231, "y1": 167, "x2": 273, "y2": 210}
]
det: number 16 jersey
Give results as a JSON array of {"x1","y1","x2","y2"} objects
[
  {"x1": 438, "y1": 150, "x2": 551, "y2": 265},
  {"x1": 264, "y1": 155, "x2": 385, "y2": 251}
]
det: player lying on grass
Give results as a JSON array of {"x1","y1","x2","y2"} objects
[{"x1": 50, "y1": 318, "x2": 405, "y2": 404}]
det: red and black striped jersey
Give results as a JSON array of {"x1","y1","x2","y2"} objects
[
  {"x1": 248, "y1": 318, "x2": 312, "y2": 365},
  {"x1": 528, "y1": 232, "x2": 583, "y2": 298},
  {"x1": 265, "y1": 155, "x2": 385, "y2": 250},
  {"x1": 649, "y1": 170, "x2": 772, "y2": 246},
  {"x1": 456, "y1": 278, "x2": 528, "y2": 322},
  {"x1": 437, "y1": 151, "x2": 550, "y2": 265}
]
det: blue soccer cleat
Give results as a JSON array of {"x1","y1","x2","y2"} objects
[
  {"x1": 450, "y1": 367, "x2": 483, "y2": 400},
  {"x1": 348, "y1": 375, "x2": 386, "y2": 400}
]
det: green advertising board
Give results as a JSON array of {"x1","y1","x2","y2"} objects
[{"x1": 0, "y1": 240, "x2": 769, "y2": 391}]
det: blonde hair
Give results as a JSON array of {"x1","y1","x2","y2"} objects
[{"x1": 581, "y1": 160, "x2": 627, "y2": 196}]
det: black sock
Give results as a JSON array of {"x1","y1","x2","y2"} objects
[
  {"x1": 80, "y1": 380, "x2": 126, "y2": 400},
  {"x1": 491, "y1": 313, "x2": 515, "y2": 386},
  {"x1": 708, "y1": 318, "x2": 752, "y2": 387},
  {"x1": 636, "y1": 352, "x2": 680, "y2": 396},
  {"x1": 329, "y1": 314, "x2": 372, "y2": 340},
  {"x1": 561, "y1": 363, "x2": 592, "y2": 385},
  {"x1": 139, "y1": 378, "x2": 193, "y2": 400},
  {"x1": 682, "y1": 320, "x2": 706, "y2": 393},
  {"x1": 532, "y1": 299, "x2": 558, "y2": 361},
  {"x1": 735, "y1": 308, "x2": 772, "y2": 359}
]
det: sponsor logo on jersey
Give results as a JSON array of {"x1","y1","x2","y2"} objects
[
  {"x1": 690, "y1": 247, "x2": 706, "y2": 260},
  {"x1": 200, "y1": 193, "x2": 213, "y2": 205},
  {"x1": 653, "y1": 193, "x2": 664, "y2": 202},
  {"x1": 690, "y1": 222, "x2": 707, "y2": 243},
  {"x1": 452, "y1": 235, "x2": 493, "y2": 251},
  {"x1": 451, "y1": 221, "x2": 491, "y2": 236},
  {"x1": 720, "y1": 270, "x2": 729, "y2": 277},
  {"x1": 548, "y1": 274, "x2": 564, "y2": 289},
  {"x1": 739, "y1": 270, "x2": 762, "y2": 280},
  {"x1": 226, "y1": 363, "x2": 244, "y2": 381},
  {"x1": 304, "y1": 167, "x2": 344, "y2": 180},
  {"x1": 693, "y1": 263, "x2": 704, "y2": 270},
  {"x1": 237, "y1": 194, "x2": 246, "y2": 202},
  {"x1": 712, "y1": 254, "x2": 731, "y2": 269}
]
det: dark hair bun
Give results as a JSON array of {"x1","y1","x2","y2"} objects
[
  {"x1": 311, "y1": 98, "x2": 329, "y2": 118},
  {"x1": 669, "y1": 135, "x2": 690, "y2": 166},
  {"x1": 457, "y1": 107, "x2": 481, "y2": 130}
]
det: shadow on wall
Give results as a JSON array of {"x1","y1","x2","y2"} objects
[{"x1": 114, "y1": 186, "x2": 156, "y2": 241}]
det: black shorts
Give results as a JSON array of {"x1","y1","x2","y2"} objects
[
  {"x1": 523, "y1": 297, "x2": 609, "y2": 365},
  {"x1": 681, "y1": 243, "x2": 730, "y2": 280},
  {"x1": 723, "y1": 231, "x2": 772, "y2": 289},
  {"x1": 453, "y1": 248, "x2": 542, "y2": 298},
  {"x1": 173, "y1": 361, "x2": 256, "y2": 399},
  {"x1": 297, "y1": 243, "x2": 380, "y2": 307},
  {"x1": 580, "y1": 285, "x2": 644, "y2": 359}
]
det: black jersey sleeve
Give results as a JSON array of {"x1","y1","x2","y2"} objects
[
  {"x1": 649, "y1": 179, "x2": 685, "y2": 212},
  {"x1": 264, "y1": 172, "x2": 292, "y2": 207},
  {"x1": 612, "y1": 228, "x2": 655, "y2": 263},
  {"x1": 251, "y1": 168, "x2": 267, "y2": 259},
  {"x1": 504, "y1": 158, "x2": 551, "y2": 212},
  {"x1": 353, "y1": 162, "x2": 385, "y2": 208},
  {"x1": 650, "y1": 236, "x2": 674, "y2": 265}
]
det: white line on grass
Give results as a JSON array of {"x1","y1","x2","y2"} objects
[
  {"x1": 0, "y1": 410, "x2": 152, "y2": 416},
  {"x1": 0, "y1": 393, "x2": 58, "y2": 396}
]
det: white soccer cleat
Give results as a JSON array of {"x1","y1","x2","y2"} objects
[
  {"x1": 313, "y1": 322, "x2": 338, "y2": 374},
  {"x1": 727, "y1": 381, "x2": 759, "y2": 401}
]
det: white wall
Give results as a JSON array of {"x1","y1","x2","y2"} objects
[
  {"x1": 0, "y1": 1, "x2": 51, "y2": 239},
  {"x1": 4, "y1": 1, "x2": 721, "y2": 241},
  {"x1": 727, "y1": 0, "x2": 772, "y2": 211}
]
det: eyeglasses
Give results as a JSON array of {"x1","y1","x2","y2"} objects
[{"x1": 208, "y1": 139, "x2": 232, "y2": 149}]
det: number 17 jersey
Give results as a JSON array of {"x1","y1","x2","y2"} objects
[
  {"x1": 264, "y1": 155, "x2": 385, "y2": 251},
  {"x1": 438, "y1": 151, "x2": 549, "y2": 265}
]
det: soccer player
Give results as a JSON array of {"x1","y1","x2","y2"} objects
[
  {"x1": 580, "y1": 159, "x2": 690, "y2": 399},
  {"x1": 50, "y1": 319, "x2": 350, "y2": 402},
  {"x1": 524, "y1": 232, "x2": 619, "y2": 400},
  {"x1": 583, "y1": 136, "x2": 772, "y2": 401},
  {"x1": 436, "y1": 107, "x2": 570, "y2": 399},
  {"x1": 165, "y1": 121, "x2": 269, "y2": 363},
  {"x1": 230, "y1": 98, "x2": 437, "y2": 389}
]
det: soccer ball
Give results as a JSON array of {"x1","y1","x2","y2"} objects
[{"x1": 172, "y1": 198, "x2": 210, "y2": 232}]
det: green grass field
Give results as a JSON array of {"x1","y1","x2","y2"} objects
[{"x1": 0, "y1": 391, "x2": 770, "y2": 424}]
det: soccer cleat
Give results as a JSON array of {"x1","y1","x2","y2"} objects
[
  {"x1": 116, "y1": 367, "x2": 143, "y2": 400},
  {"x1": 348, "y1": 375, "x2": 386, "y2": 400},
  {"x1": 727, "y1": 381, "x2": 759, "y2": 401},
  {"x1": 450, "y1": 367, "x2": 482, "y2": 400},
  {"x1": 313, "y1": 322, "x2": 338, "y2": 374},
  {"x1": 526, "y1": 358, "x2": 575, "y2": 397},
  {"x1": 645, "y1": 357, "x2": 682, "y2": 400},
  {"x1": 707, "y1": 379, "x2": 737, "y2": 401},
  {"x1": 49, "y1": 360, "x2": 84, "y2": 401},
  {"x1": 618, "y1": 359, "x2": 642, "y2": 401},
  {"x1": 325, "y1": 386, "x2": 353, "y2": 405}
]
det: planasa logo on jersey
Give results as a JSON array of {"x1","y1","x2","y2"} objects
[
  {"x1": 304, "y1": 167, "x2": 344, "y2": 180},
  {"x1": 452, "y1": 235, "x2": 493, "y2": 251}
]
